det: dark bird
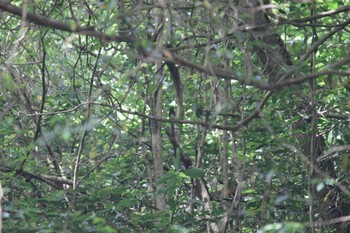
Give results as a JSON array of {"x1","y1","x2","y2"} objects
[{"x1": 166, "y1": 107, "x2": 181, "y2": 156}]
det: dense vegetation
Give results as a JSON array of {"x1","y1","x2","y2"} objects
[{"x1": 1, "y1": 1, "x2": 350, "y2": 232}]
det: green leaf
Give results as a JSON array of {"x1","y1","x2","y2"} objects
[
  {"x1": 7, "y1": 134, "x2": 16, "y2": 140},
  {"x1": 185, "y1": 168, "x2": 205, "y2": 178},
  {"x1": 116, "y1": 199, "x2": 136, "y2": 209},
  {"x1": 93, "y1": 217, "x2": 106, "y2": 224}
]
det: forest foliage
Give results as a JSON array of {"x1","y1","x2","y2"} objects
[{"x1": 1, "y1": 0, "x2": 350, "y2": 232}]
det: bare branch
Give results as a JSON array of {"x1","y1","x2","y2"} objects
[
  {"x1": 0, "y1": 165, "x2": 72, "y2": 188},
  {"x1": 317, "y1": 145, "x2": 350, "y2": 162},
  {"x1": 312, "y1": 215, "x2": 350, "y2": 228},
  {"x1": 284, "y1": 144, "x2": 350, "y2": 197},
  {"x1": 0, "y1": 3, "x2": 134, "y2": 43}
]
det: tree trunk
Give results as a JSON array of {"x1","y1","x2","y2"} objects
[{"x1": 149, "y1": 3, "x2": 166, "y2": 211}]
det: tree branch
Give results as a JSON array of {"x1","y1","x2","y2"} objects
[
  {"x1": 0, "y1": 165, "x2": 72, "y2": 188},
  {"x1": 0, "y1": 3, "x2": 134, "y2": 43},
  {"x1": 317, "y1": 145, "x2": 350, "y2": 162}
]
